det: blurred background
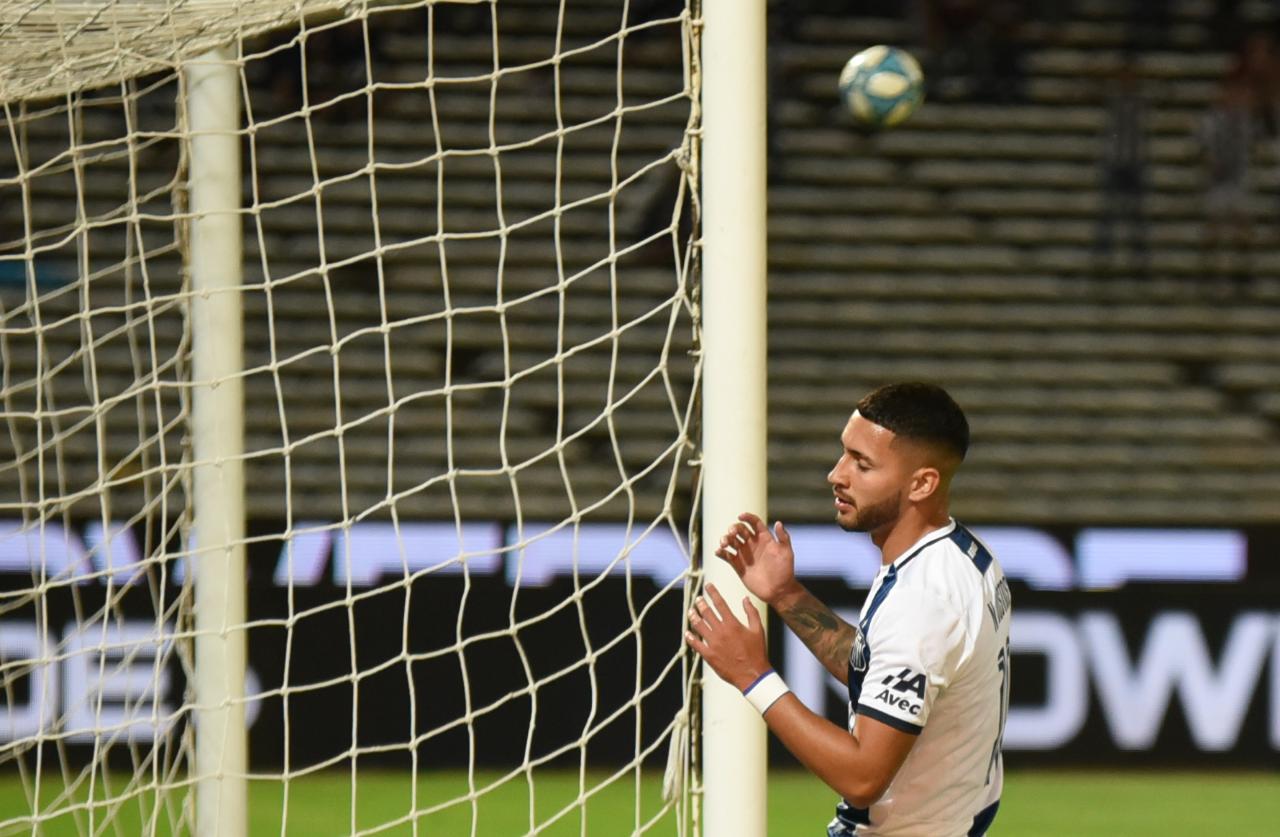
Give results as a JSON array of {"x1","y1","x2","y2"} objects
[{"x1": 759, "y1": 1, "x2": 1280, "y2": 828}]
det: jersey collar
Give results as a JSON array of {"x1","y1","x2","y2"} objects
[{"x1": 890, "y1": 518, "x2": 957, "y2": 571}]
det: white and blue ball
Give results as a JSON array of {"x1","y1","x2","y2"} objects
[{"x1": 838, "y1": 45, "x2": 925, "y2": 129}]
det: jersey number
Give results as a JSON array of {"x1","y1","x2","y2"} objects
[{"x1": 986, "y1": 640, "x2": 1011, "y2": 786}]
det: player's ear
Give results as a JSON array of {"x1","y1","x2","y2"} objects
[{"x1": 907, "y1": 466, "x2": 941, "y2": 503}]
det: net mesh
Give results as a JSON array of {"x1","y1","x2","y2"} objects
[{"x1": 0, "y1": 0, "x2": 702, "y2": 832}]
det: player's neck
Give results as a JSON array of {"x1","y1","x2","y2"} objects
[{"x1": 872, "y1": 506, "x2": 952, "y2": 565}]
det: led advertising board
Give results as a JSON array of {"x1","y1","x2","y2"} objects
[{"x1": 1, "y1": 520, "x2": 1276, "y2": 767}]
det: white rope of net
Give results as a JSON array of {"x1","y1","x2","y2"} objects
[
  {"x1": 0, "y1": 0, "x2": 430, "y2": 103},
  {"x1": 0, "y1": 0, "x2": 701, "y2": 832}
]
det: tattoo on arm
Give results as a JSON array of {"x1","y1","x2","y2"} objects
[{"x1": 779, "y1": 591, "x2": 856, "y2": 685}]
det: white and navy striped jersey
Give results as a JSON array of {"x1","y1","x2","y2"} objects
[{"x1": 831, "y1": 520, "x2": 1012, "y2": 837}]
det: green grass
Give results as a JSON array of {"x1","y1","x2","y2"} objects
[
  {"x1": 998, "y1": 770, "x2": 1280, "y2": 836},
  {"x1": 2, "y1": 768, "x2": 1278, "y2": 835}
]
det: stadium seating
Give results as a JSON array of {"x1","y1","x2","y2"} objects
[{"x1": 2, "y1": 0, "x2": 1279, "y2": 528}]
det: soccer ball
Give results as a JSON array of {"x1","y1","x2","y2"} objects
[{"x1": 838, "y1": 45, "x2": 925, "y2": 129}]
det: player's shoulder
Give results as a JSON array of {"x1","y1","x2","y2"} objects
[
  {"x1": 895, "y1": 521, "x2": 1002, "y2": 608},
  {"x1": 876, "y1": 521, "x2": 1007, "y2": 654},
  {"x1": 898, "y1": 520, "x2": 996, "y2": 574}
]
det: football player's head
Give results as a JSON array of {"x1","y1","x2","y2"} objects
[{"x1": 827, "y1": 383, "x2": 969, "y2": 534}]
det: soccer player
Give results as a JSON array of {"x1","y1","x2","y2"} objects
[{"x1": 685, "y1": 382, "x2": 1012, "y2": 836}]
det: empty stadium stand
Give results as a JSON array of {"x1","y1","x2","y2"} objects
[{"x1": 2, "y1": 0, "x2": 1278, "y2": 529}]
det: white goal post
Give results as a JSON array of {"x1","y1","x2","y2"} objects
[
  {"x1": 699, "y1": 0, "x2": 770, "y2": 834},
  {"x1": 186, "y1": 46, "x2": 248, "y2": 837},
  {"x1": 0, "y1": 0, "x2": 769, "y2": 834}
]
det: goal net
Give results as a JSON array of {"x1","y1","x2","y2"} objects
[{"x1": 0, "y1": 0, "x2": 703, "y2": 833}]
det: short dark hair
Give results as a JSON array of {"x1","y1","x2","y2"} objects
[{"x1": 856, "y1": 382, "x2": 970, "y2": 461}]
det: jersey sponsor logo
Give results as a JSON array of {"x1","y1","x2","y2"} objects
[
  {"x1": 872, "y1": 667, "x2": 926, "y2": 715},
  {"x1": 871, "y1": 688, "x2": 923, "y2": 716},
  {"x1": 881, "y1": 667, "x2": 927, "y2": 698}
]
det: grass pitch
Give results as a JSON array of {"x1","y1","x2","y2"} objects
[{"x1": 2, "y1": 768, "x2": 1278, "y2": 834}]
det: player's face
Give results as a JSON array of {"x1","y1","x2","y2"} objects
[{"x1": 827, "y1": 413, "x2": 910, "y2": 534}]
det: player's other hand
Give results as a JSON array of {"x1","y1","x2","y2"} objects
[
  {"x1": 684, "y1": 584, "x2": 770, "y2": 692},
  {"x1": 714, "y1": 513, "x2": 799, "y2": 607}
]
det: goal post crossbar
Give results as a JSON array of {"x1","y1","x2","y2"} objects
[{"x1": 1, "y1": 0, "x2": 356, "y2": 105}]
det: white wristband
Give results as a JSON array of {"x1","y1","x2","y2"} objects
[{"x1": 742, "y1": 670, "x2": 790, "y2": 715}]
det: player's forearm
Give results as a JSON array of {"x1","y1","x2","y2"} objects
[
  {"x1": 761, "y1": 694, "x2": 887, "y2": 808},
  {"x1": 771, "y1": 582, "x2": 855, "y2": 684}
]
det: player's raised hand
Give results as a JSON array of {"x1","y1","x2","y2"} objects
[
  {"x1": 713, "y1": 512, "x2": 798, "y2": 606},
  {"x1": 684, "y1": 584, "x2": 770, "y2": 692}
]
